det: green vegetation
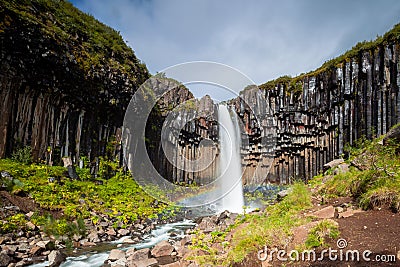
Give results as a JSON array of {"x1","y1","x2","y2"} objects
[
  {"x1": 0, "y1": 0, "x2": 148, "y2": 82},
  {"x1": 257, "y1": 23, "x2": 400, "y2": 93},
  {"x1": 190, "y1": 182, "x2": 312, "y2": 265},
  {"x1": 0, "y1": 158, "x2": 168, "y2": 226},
  {"x1": 11, "y1": 146, "x2": 33, "y2": 165},
  {"x1": 0, "y1": 214, "x2": 27, "y2": 234},
  {"x1": 315, "y1": 132, "x2": 400, "y2": 211},
  {"x1": 305, "y1": 220, "x2": 339, "y2": 248}
]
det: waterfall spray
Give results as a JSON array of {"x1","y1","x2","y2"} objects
[{"x1": 218, "y1": 104, "x2": 244, "y2": 213}]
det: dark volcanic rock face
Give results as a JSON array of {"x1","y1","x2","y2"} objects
[
  {"x1": 235, "y1": 44, "x2": 400, "y2": 184},
  {"x1": 154, "y1": 43, "x2": 400, "y2": 185},
  {"x1": 0, "y1": 0, "x2": 149, "y2": 162}
]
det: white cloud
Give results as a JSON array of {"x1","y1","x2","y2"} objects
[{"x1": 71, "y1": 0, "x2": 400, "y2": 99}]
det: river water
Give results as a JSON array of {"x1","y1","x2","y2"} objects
[{"x1": 29, "y1": 220, "x2": 196, "y2": 267}]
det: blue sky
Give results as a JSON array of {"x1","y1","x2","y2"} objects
[{"x1": 70, "y1": 0, "x2": 400, "y2": 100}]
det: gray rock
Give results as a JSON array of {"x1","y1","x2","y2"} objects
[
  {"x1": 197, "y1": 217, "x2": 217, "y2": 233},
  {"x1": 151, "y1": 240, "x2": 174, "y2": 258},
  {"x1": 0, "y1": 252, "x2": 11, "y2": 267},
  {"x1": 127, "y1": 258, "x2": 157, "y2": 267},
  {"x1": 87, "y1": 231, "x2": 100, "y2": 243},
  {"x1": 106, "y1": 228, "x2": 116, "y2": 236},
  {"x1": 311, "y1": 206, "x2": 335, "y2": 219},
  {"x1": 117, "y1": 229, "x2": 129, "y2": 236},
  {"x1": 127, "y1": 248, "x2": 149, "y2": 261},
  {"x1": 108, "y1": 249, "x2": 125, "y2": 261},
  {"x1": 383, "y1": 124, "x2": 400, "y2": 145},
  {"x1": 277, "y1": 189, "x2": 290, "y2": 201},
  {"x1": 48, "y1": 250, "x2": 66, "y2": 267},
  {"x1": 323, "y1": 159, "x2": 344, "y2": 171},
  {"x1": 36, "y1": 240, "x2": 54, "y2": 250}
]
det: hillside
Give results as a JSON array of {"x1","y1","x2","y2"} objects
[{"x1": 0, "y1": 0, "x2": 149, "y2": 161}]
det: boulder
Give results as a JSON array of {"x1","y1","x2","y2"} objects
[
  {"x1": 48, "y1": 250, "x2": 66, "y2": 267},
  {"x1": 197, "y1": 217, "x2": 217, "y2": 233},
  {"x1": 108, "y1": 249, "x2": 125, "y2": 261},
  {"x1": 151, "y1": 240, "x2": 174, "y2": 257},
  {"x1": 87, "y1": 230, "x2": 100, "y2": 243},
  {"x1": 127, "y1": 258, "x2": 157, "y2": 267},
  {"x1": 118, "y1": 228, "x2": 130, "y2": 236},
  {"x1": 310, "y1": 206, "x2": 335, "y2": 219},
  {"x1": 323, "y1": 159, "x2": 344, "y2": 171},
  {"x1": 277, "y1": 189, "x2": 290, "y2": 201},
  {"x1": 383, "y1": 124, "x2": 400, "y2": 145},
  {"x1": 0, "y1": 252, "x2": 11, "y2": 267},
  {"x1": 29, "y1": 245, "x2": 43, "y2": 256},
  {"x1": 127, "y1": 248, "x2": 149, "y2": 261},
  {"x1": 36, "y1": 240, "x2": 54, "y2": 250}
]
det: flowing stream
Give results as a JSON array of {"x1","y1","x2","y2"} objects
[{"x1": 29, "y1": 220, "x2": 196, "y2": 267}]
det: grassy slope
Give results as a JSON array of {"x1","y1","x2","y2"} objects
[
  {"x1": 312, "y1": 133, "x2": 400, "y2": 211},
  {"x1": 0, "y1": 158, "x2": 169, "y2": 235},
  {"x1": 190, "y1": 125, "x2": 400, "y2": 266}
]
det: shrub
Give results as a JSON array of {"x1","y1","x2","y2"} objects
[{"x1": 11, "y1": 146, "x2": 32, "y2": 164}]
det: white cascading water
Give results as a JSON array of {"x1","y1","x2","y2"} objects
[{"x1": 218, "y1": 104, "x2": 244, "y2": 213}]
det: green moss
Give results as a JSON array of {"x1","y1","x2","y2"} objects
[
  {"x1": 0, "y1": 159, "x2": 168, "y2": 223},
  {"x1": 0, "y1": 0, "x2": 149, "y2": 86}
]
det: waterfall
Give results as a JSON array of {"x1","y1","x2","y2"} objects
[{"x1": 218, "y1": 104, "x2": 244, "y2": 213}]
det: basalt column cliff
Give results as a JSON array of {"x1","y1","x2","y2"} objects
[
  {"x1": 160, "y1": 26, "x2": 400, "y2": 185},
  {"x1": 0, "y1": 0, "x2": 149, "y2": 162},
  {"x1": 236, "y1": 35, "x2": 400, "y2": 184}
]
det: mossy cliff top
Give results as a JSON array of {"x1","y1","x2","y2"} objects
[{"x1": 0, "y1": 0, "x2": 149, "y2": 107}]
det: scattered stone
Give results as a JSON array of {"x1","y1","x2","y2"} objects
[
  {"x1": 81, "y1": 241, "x2": 96, "y2": 247},
  {"x1": 29, "y1": 246, "x2": 43, "y2": 256},
  {"x1": 127, "y1": 258, "x2": 157, "y2": 267},
  {"x1": 25, "y1": 211, "x2": 34, "y2": 218},
  {"x1": 180, "y1": 235, "x2": 192, "y2": 246},
  {"x1": 108, "y1": 249, "x2": 125, "y2": 261},
  {"x1": 311, "y1": 206, "x2": 335, "y2": 219},
  {"x1": 123, "y1": 238, "x2": 135, "y2": 244},
  {"x1": 26, "y1": 221, "x2": 36, "y2": 231},
  {"x1": 117, "y1": 229, "x2": 129, "y2": 236},
  {"x1": 87, "y1": 230, "x2": 100, "y2": 243},
  {"x1": 127, "y1": 248, "x2": 149, "y2": 261},
  {"x1": 197, "y1": 217, "x2": 217, "y2": 233},
  {"x1": 151, "y1": 240, "x2": 174, "y2": 258},
  {"x1": 277, "y1": 189, "x2": 290, "y2": 201},
  {"x1": 106, "y1": 228, "x2": 117, "y2": 236},
  {"x1": 48, "y1": 250, "x2": 66, "y2": 267},
  {"x1": 338, "y1": 208, "x2": 363, "y2": 218},
  {"x1": 323, "y1": 159, "x2": 344, "y2": 171},
  {"x1": 0, "y1": 236, "x2": 10, "y2": 245},
  {"x1": 0, "y1": 252, "x2": 11, "y2": 267},
  {"x1": 36, "y1": 240, "x2": 54, "y2": 250},
  {"x1": 336, "y1": 207, "x2": 344, "y2": 213}
]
